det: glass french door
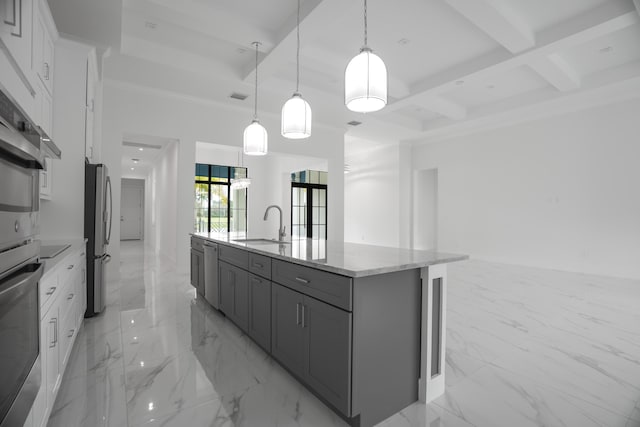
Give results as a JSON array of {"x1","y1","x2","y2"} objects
[{"x1": 291, "y1": 183, "x2": 327, "y2": 239}]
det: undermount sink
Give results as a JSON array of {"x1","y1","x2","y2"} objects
[{"x1": 232, "y1": 238, "x2": 291, "y2": 245}]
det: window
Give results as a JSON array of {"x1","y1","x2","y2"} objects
[
  {"x1": 194, "y1": 163, "x2": 247, "y2": 233},
  {"x1": 291, "y1": 170, "x2": 327, "y2": 239}
]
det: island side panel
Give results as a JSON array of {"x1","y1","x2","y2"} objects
[{"x1": 351, "y1": 268, "x2": 421, "y2": 427}]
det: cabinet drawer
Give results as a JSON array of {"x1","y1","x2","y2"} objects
[
  {"x1": 249, "y1": 252, "x2": 271, "y2": 279},
  {"x1": 191, "y1": 236, "x2": 205, "y2": 252},
  {"x1": 272, "y1": 260, "x2": 352, "y2": 311},
  {"x1": 219, "y1": 245, "x2": 248, "y2": 270}
]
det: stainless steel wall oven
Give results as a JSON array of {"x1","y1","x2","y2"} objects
[{"x1": 0, "y1": 86, "x2": 44, "y2": 427}]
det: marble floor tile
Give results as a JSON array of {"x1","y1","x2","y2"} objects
[
  {"x1": 49, "y1": 243, "x2": 640, "y2": 427},
  {"x1": 434, "y1": 364, "x2": 631, "y2": 427}
]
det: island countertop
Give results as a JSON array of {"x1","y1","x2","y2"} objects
[{"x1": 191, "y1": 232, "x2": 467, "y2": 278}]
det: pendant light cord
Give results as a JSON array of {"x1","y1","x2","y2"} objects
[
  {"x1": 296, "y1": 0, "x2": 300, "y2": 92},
  {"x1": 253, "y1": 41, "x2": 260, "y2": 119},
  {"x1": 363, "y1": 0, "x2": 368, "y2": 46}
]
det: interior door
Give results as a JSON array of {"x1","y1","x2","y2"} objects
[{"x1": 120, "y1": 185, "x2": 143, "y2": 240}]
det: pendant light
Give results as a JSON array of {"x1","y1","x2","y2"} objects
[
  {"x1": 244, "y1": 42, "x2": 268, "y2": 155},
  {"x1": 230, "y1": 150, "x2": 251, "y2": 189},
  {"x1": 281, "y1": 0, "x2": 311, "y2": 139},
  {"x1": 344, "y1": 0, "x2": 387, "y2": 113}
]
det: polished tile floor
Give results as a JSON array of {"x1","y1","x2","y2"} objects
[{"x1": 48, "y1": 241, "x2": 640, "y2": 427}]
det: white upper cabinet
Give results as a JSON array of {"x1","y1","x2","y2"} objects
[
  {"x1": 0, "y1": 0, "x2": 34, "y2": 78},
  {"x1": 32, "y1": 3, "x2": 55, "y2": 95}
]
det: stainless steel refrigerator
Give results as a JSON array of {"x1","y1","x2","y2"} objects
[{"x1": 84, "y1": 162, "x2": 112, "y2": 317}]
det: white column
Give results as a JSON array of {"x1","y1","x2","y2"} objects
[{"x1": 419, "y1": 263, "x2": 448, "y2": 402}]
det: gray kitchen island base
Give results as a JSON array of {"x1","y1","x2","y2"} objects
[{"x1": 190, "y1": 235, "x2": 466, "y2": 427}]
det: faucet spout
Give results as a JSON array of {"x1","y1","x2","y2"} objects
[{"x1": 264, "y1": 205, "x2": 286, "y2": 241}]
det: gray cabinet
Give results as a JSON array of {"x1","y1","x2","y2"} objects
[
  {"x1": 271, "y1": 283, "x2": 352, "y2": 416},
  {"x1": 190, "y1": 249, "x2": 204, "y2": 296},
  {"x1": 219, "y1": 261, "x2": 249, "y2": 331},
  {"x1": 303, "y1": 295, "x2": 352, "y2": 416},
  {"x1": 248, "y1": 273, "x2": 271, "y2": 351},
  {"x1": 271, "y1": 283, "x2": 305, "y2": 377}
]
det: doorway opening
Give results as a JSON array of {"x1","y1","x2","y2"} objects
[
  {"x1": 291, "y1": 170, "x2": 328, "y2": 239},
  {"x1": 121, "y1": 178, "x2": 145, "y2": 241}
]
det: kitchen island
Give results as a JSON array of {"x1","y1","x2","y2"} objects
[{"x1": 191, "y1": 233, "x2": 467, "y2": 427}]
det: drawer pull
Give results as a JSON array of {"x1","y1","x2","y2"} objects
[
  {"x1": 295, "y1": 277, "x2": 310, "y2": 284},
  {"x1": 46, "y1": 286, "x2": 57, "y2": 295},
  {"x1": 253, "y1": 262, "x2": 264, "y2": 268},
  {"x1": 67, "y1": 329, "x2": 75, "y2": 338},
  {"x1": 67, "y1": 264, "x2": 74, "y2": 270},
  {"x1": 296, "y1": 302, "x2": 301, "y2": 325},
  {"x1": 67, "y1": 293, "x2": 74, "y2": 300}
]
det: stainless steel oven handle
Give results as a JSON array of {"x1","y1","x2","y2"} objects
[{"x1": 0, "y1": 263, "x2": 43, "y2": 305}]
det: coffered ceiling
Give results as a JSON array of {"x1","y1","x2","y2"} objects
[{"x1": 50, "y1": 0, "x2": 640, "y2": 143}]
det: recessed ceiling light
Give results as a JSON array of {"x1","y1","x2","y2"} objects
[
  {"x1": 130, "y1": 167, "x2": 135, "y2": 171},
  {"x1": 138, "y1": 148, "x2": 144, "y2": 151},
  {"x1": 132, "y1": 159, "x2": 139, "y2": 163},
  {"x1": 599, "y1": 46, "x2": 613, "y2": 53},
  {"x1": 455, "y1": 80, "x2": 465, "y2": 86},
  {"x1": 397, "y1": 38, "x2": 410, "y2": 45}
]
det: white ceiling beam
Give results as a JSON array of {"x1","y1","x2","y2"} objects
[
  {"x1": 301, "y1": 45, "x2": 411, "y2": 99},
  {"x1": 445, "y1": 0, "x2": 535, "y2": 53},
  {"x1": 241, "y1": 0, "x2": 351, "y2": 84},
  {"x1": 415, "y1": 95, "x2": 467, "y2": 120},
  {"x1": 445, "y1": 0, "x2": 583, "y2": 92},
  {"x1": 387, "y1": 0, "x2": 639, "y2": 113},
  {"x1": 528, "y1": 54, "x2": 581, "y2": 91},
  {"x1": 123, "y1": 0, "x2": 274, "y2": 50},
  {"x1": 413, "y1": 60, "x2": 640, "y2": 142}
]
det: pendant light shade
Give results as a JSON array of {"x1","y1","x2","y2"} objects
[
  {"x1": 345, "y1": 47, "x2": 387, "y2": 113},
  {"x1": 282, "y1": 93, "x2": 311, "y2": 139},
  {"x1": 244, "y1": 42, "x2": 268, "y2": 155},
  {"x1": 243, "y1": 119, "x2": 268, "y2": 156},
  {"x1": 345, "y1": 0, "x2": 387, "y2": 113},
  {"x1": 282, "y1": 0, "x2": 312, "y2": 139}
]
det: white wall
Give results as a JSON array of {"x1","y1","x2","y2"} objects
[
  {"x1": 146, "y1": 141, "x2": 178, "y2": 261},
  {"x1": 40, "y1": 40, "x2": 92, "y2": 241},
  {"x1": 412, "y1": 99, "x2": 640, "y2": 279},
  {"x1": 344, "y1": 136, "x2": 402, "y2": 247},
  {"x1": 101, "y1": 81, "x2": 344, "y2": 278}
]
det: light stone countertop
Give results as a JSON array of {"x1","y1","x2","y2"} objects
[
  {"x1": 40, "y1": 238, "x2": 87, "y2": 276},
  {"x1": 192, "y1": 232, "x2": 468, "y2": 278}
]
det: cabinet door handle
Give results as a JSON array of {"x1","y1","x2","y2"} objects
[
  {"x1": 44, "y1": 62, "x2": 50, "y2": 80},
  {"x1": 301, "y1": 304, "x2": 306, "y2": 328},
  {"x1": 296, "y1": 302, "x2": 301, "y2": 326},
  {"x1": 67, "y1": 293, "x2": 74, "y2": 300},
  {"x1": 3, "y1": 0, "x2": 17, "y2": 27},
  {"x1": 67, "y1": 264, "x2": 74, "y2": 270},
  {"x1": 295, "y1": 277, "x2": 310, "y2": 284},
  {"x1": 252, "y1": 262, "x2": 263, "y2": 268},
  {"x1": 46, "y1": 286, "x2": 57, "y2": 295},
  {"x1": 49, "y1": 317, "x2": 58, "y2": 347},
  {"x1": 67, "y1": 329, "x2": 75, "y2": 338}
]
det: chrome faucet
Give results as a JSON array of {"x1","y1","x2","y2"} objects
[{"x1": 263, "y1": 205, "x2": 286, "y2": 241}]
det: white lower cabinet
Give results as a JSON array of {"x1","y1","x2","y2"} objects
[{"x1": 29, "y1": 244, "x2": 86, "y2": 427}]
